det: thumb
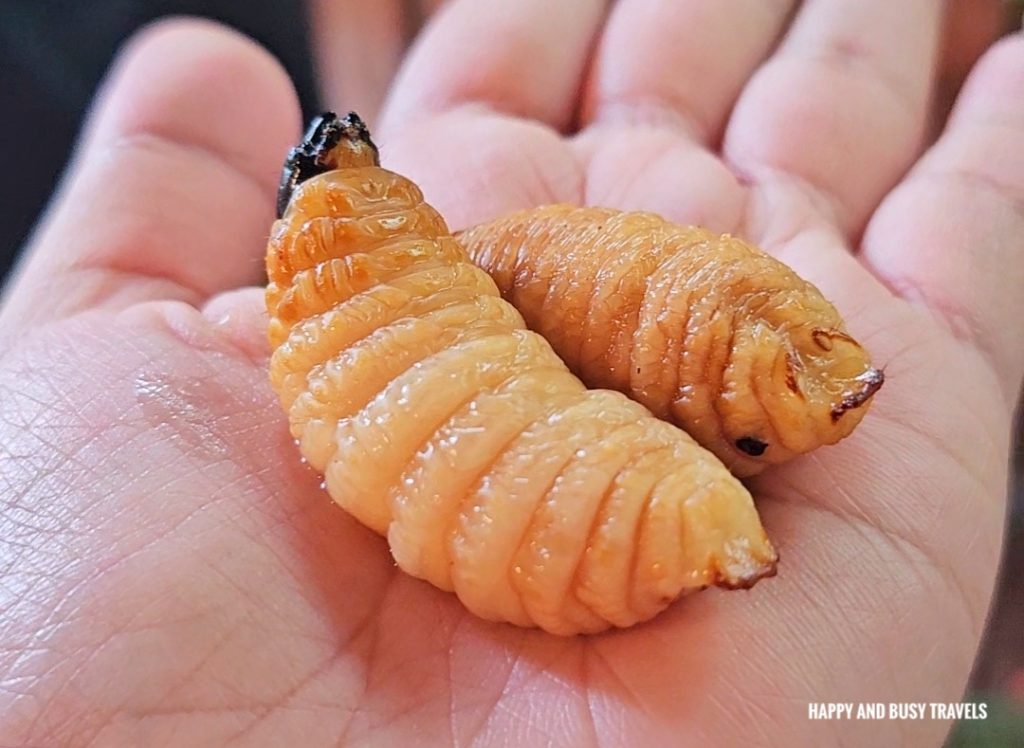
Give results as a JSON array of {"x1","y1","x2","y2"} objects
[{"x1": 0, "y1": 18, "x2": 300, "y2": 335}]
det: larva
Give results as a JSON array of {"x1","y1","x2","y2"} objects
[
  {"x1": 459, "y1": 206, "x2": 883, "y2": 477},
  {"x1": 266, "y1": 113, "x2": 777, "y2": 635}
]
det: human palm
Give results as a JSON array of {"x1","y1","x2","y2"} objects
[{"x1": 1, "y1": 5, "x2": 1022, "y2": 747}]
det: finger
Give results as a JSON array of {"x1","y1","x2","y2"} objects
[
  {"x1": 580, "y1": 0, "x2": 795, "y2": 144},
  {"x1": 201, "y1": 286, "x2": 270, "y2": 363},
  {"x1": 860, "y1": 33, "x2": 1024, "y2": 396},
  {"x1": 724, "y1": 0, "x2": 945, "y2": 237},
  {"x1": 931, "y1": 0, "x2": 1010, "y2": 138},
  {"x1": 0, "y1": 19, "x2": 299, "y2": 333},
  {"x1": 572, "y1": 126, "x2": 748, "y2": 233},
  {"x1": 381, "y1": 109, "x2": 583, "y2": 231},
  {"x1": 380, "y1": 0, "x2": 607, "y2": 133},
  {"x1": 309, "y1": 0, "x2": 407, "y2": 127},
  {"x1": 416, "y1": 0, "x2": 449, "y2": 15}
]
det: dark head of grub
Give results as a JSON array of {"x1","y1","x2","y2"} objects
[{"x1": 277, "y1": 111, "x2": 381, "y2": 218}]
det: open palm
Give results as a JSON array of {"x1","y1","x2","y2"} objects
[{"x1": 1, "y1": 4, "x2": 1021, "y2": 747}]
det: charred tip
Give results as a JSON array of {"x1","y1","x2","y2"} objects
[
  {"x1": 830, "y1": 367, "x2": 885, "y2": 422},
  {"x1": 276, "y1": 111, "x2": 380, "y2": 218},
  {"x1": 714, "y1": 551, "x2": 779, "y2": 591}
]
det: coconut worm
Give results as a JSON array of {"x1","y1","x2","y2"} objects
[
  {"x1": 459, "y1": 206, "x2": 883, "y2": 477},
  {"x1": 266, "y1": 112, "x2": 777, "y2": 635}
]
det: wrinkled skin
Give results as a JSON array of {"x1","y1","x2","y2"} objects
[{"x1": 0, "y1": 4, "x2": 1022, "y2": 747}]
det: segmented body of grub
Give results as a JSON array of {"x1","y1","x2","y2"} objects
[
  {"x1": 461, "y1": 206, "x2": 883, "y2": 476},
  {"x1": 266, "y1": 113, "x2": 777, "y2": 635}
]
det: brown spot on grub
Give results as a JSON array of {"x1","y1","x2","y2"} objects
[
  {"x1": 785, "y1": 352, "x2": 803, "y2": 395},
  {"x1": 812, "y1": 328, "x2": 859, "y2": 352}
]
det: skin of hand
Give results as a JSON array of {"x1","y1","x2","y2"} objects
[
  {"x1": 0, "y1": 4, "x2": 1022, "y2": 746},
  {"x1": 308, "y1": 0, "x2": 448, "y2": 126}
]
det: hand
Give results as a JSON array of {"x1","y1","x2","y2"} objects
[
  {"x1": 306, "y1": 0, "x2": 447, "y2": 127},
  {"x1": 0, "y1": 6, "x2": 1020, "y2": 748}
]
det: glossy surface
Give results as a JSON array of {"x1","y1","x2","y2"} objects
[
  {"x1": 266, "y1": 145, "x2": 776, "y2": 635},
  {"x1": 460, "y1": 206, "x2": 883, "y2": 476}
]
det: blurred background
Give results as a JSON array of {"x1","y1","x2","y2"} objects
[{"x1": 0, "y1": 1, "x2": 1020, "y2": 744}]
